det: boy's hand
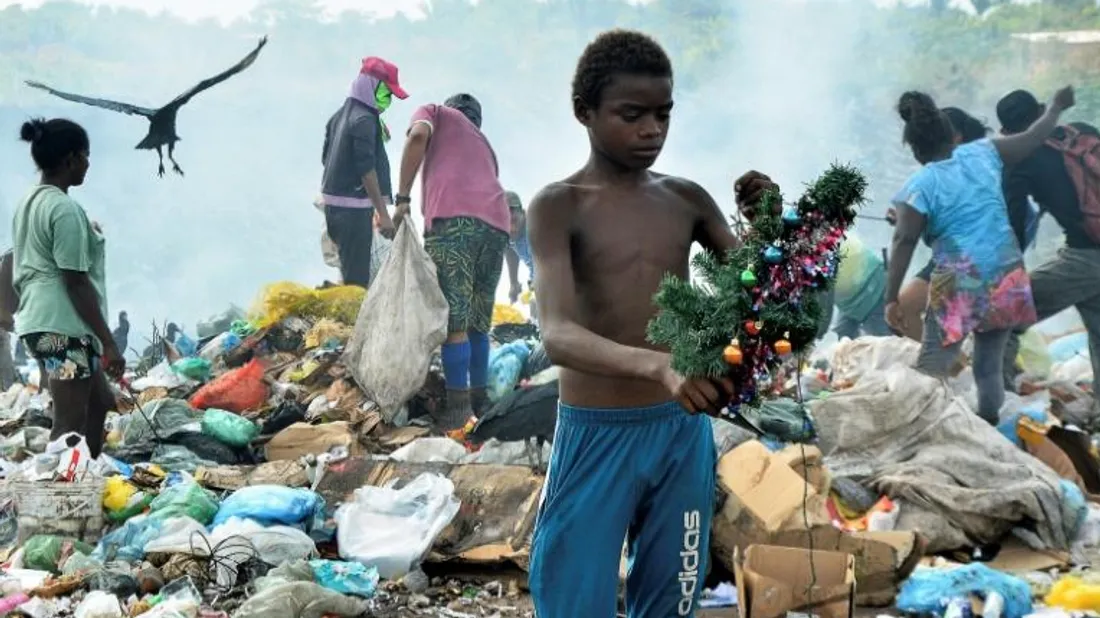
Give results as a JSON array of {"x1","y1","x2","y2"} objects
[
  {"x1": 393, "y1": 204, "x2": 411, "y2": 230},
  {"x1": 377, "y1": 211, "x2": 397, "y2": 239},
  {"x1": 660, "y1": 364, "x2": 733, "y2": 414},
  {"x1": 734, "y1": 170, "x2": 780, "y2": 220},
  {"x1": 1053, "y1": 85, "x2": 1075, "y2": 112},
  {"x1": 885, "y1": 207, "x2": 898, "y2": 226}
]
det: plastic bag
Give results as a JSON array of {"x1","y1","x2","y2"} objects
[
  {"x1": 487, "y1": 340, "x2": 531, "y2": 402},
  {"x1": 303, "y1": 319, "x2": 351, "y2": 350},
  {"x1": 174, "y1": 333, "x2": 198, "y2": 359},
  {"x1": 201, "y1": 409, "x2": 259, "y2": 448},
  {"x1": 171, "y1": 358, "x2": 211, "y2": 383},
  {"x1": 342, "y1": 223, "x2": 448, "y2": 423},
  {"x1": 23, "y1": 535, "x2": 93, "y2": 573},
  {"x1": 189, "y1": 359, "x2": 268, "y2": 413},
  {"x1": 210, "y1": 517, "x2": 317, "y2": 566},
  {"x1": 897, "y1": 564, "x2": 1032, "y2": 618},
  {"x1": 199, "y1": 332, "x2": 241, "y2": 363},
  {"x1": 1017, "y1": 329, "x2": 1053, "y2": 379},
  {"x1": 250, "y1": 282, "x2": 366, "y2": 329},
  {"x1": 130, "y1": 361, "x2": 196, "y2": 392},
  {"x1": 74, "y1": 590, "x2": 122, "y2": 618},
  {"x1": 491, "y1": 304, "x2": 525, "y2": 327},
  {"x1": 148, "y1": 481, "x2": 220, "y2": 525},
  {"x1": 91, "y1": 515, "x2": 163, "y2": 563},
  {"x1": 232, "y1": 581, "x2": 367, "y2": 618},
  {"x1": 212, "y1": 485, "x2": 324, "y2": 528},
  {"x1": 122, "y1": 399, "x2": 202, "y2": 447},
  {"x1": 310, "y1": 559, "x2": 378, "y2": 597},
  {"x1": 335, "y1": 472, "x2": 460, "y2": 579},
  {"x1": 142, "y1": 517, "x2": 206, "y2": 555},
  {"x1": 1050, "y1": 331, "x2": 1090, "y2": 363}
]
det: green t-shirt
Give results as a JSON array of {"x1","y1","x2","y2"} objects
[{"x1": 12, "y1": 185, "x2": 108, "y2": 352}]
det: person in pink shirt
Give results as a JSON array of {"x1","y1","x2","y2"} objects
[{"x1": 394, "y1": 93, "x2": 511, "y2": 428}]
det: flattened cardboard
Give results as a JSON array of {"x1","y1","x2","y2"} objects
[{"x1": 734, "y1": 545, "x2": 855, "y2": 618}]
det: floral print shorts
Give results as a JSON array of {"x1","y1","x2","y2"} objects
[{"x1": 22, "y1": 333, "x2": 100, "y2": 381}]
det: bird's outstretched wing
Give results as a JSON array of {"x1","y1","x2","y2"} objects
[
  {"x1": 24, "y1": 81, "x2": 156, "y2": 117},
  {"x1": 165, "y1": 36, "x2": 268, "y2": 109}
]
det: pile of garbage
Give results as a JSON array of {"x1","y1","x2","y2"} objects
[
  {"x1": 5, "y1": 269, "x2": 1100, "y2": 617},
  {"x1": 0, "y1": 280, "x2": 551, "y2": 618}
]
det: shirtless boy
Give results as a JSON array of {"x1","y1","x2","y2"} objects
[{"x1": 526, "y1": 30, "x2": 778, "y2": 618}]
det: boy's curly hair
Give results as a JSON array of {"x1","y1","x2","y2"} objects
[{"x1": 572, "y1": 29, "x2": 673, "y2": 109}]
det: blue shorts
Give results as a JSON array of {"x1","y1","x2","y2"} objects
[{"x1": 529, "y1": 401, "x2": 716, "y2": 617}]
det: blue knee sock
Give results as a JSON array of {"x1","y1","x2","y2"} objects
[
  {"x1": 468, "y1": 332, "x2": 490, "y2": 389},
  {"x1": 441, "y1": 341, "x2": 471, "y2": 390}
]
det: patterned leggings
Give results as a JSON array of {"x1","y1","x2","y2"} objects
[{"x1": 425, "y1": 217, "x2": 509, "y2": 334}]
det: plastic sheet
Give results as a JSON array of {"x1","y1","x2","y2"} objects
[
  {"x1": 74, "y1": 591, "x2": 122, "y2": 618},
  {"x1": 122, "y1": 399, "x2": 201, "y2": 447},
  {"x1": 171, "y1": 358, "x2": 211, "y2": 383},
  {"x1": 897, "y1": 564, "x2": 1032, "y2": 618},
  {"x1": 487, "y1": 341, "x2": 531, "y2": 402},
  {"x1": 310, "y1": 559, "x2": 378, "y2": 597},
  {"x1": 210, "y1": 517, "x2": 317, "y2": 566},
  {"x1": 91, "y1": 515, "x2": 163, "y2": 563},
  {"x1": 335, "y1": 473, "x2": 460, "y2": 579}
]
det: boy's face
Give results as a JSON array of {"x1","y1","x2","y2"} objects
[{"x1": 577, "y1": 73, "x2": 673, "y2": 170}]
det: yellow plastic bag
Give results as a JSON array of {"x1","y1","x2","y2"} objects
[
  {"x1": 1047, "y1": 576, "x2": 1100, "y2": 612},
  {"x1": 103, "y1": 476, "x2": 137, "y2": 513},
  {"x1": 250, "y1": 282, "x2": 366, "y2": 328},
  {"x1": 492, "y1": 304, "x2": 525, "y2": 327},
  {"x1": 1017, "y1": 329, "x2": 1053, "y2": 379}
]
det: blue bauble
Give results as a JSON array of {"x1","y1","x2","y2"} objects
[
  {"x1": 763, "y1": 245, "x2": 783, "y2": 264},
  {"x1": 782, "y1": 208, "x2": 802, "y2": 226}
]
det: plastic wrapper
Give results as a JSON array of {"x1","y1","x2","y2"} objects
[
  {"x1": 232, "y1": 581, "x2": 367, "y2": 618},
  {"x1": 897, "y1": 564, "x2": 1032, "y2": 618},
  {"x1": 171, "y1": 358, "x2": 211, "y2": 383},
  {"x1": 487, "y1": 340, "x2": 531, "y2": 402},
  {"x1": 335, "y1": 473, "x2": 460, "y2": 579},
  {"x1": 309, "y1": 559, "x2": 378, "y2": 597},
  {"x1": 303, "y1": 318, "x2": 351, "y2": 350},
  {"x1": 201, "y1": 409, "x2": 259, "y2": 448},
  {"x1": 148, "y1": 481, "x2": 219, "y2": 525},
  {"x1": 189, "y1": 359, "x2": 269, "y2": 413},
  {"x1": 212, "y1": 485, "x2": 324, "y2": 529},
  {"x1": 1047, "y1": 575, "x2": 1100, "y2": 612},
  {"x1": 250, "y1": 282, "x2": 366, "y2": 329}
]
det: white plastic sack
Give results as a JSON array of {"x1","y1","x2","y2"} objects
[
  {"x1": 342, "y1": 223, "x2": 448, "y2": 424},
  {"x1": 830, "y1": 336, "x2": 921, "y2": 385},
  {"x1": 210, "y1": 517, "x2": 317, "y2": 566},
  {"x1": 335, "y1": 472, "x2": 460, "y2": 579}
]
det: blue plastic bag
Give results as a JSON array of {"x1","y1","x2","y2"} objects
[
  {"x1": 92, "y1": 515, "x2": 163, "y2": 563},
  {"x1": 310, "y1": 559, "x2": 379, "y2": 597},
  {"x1": 897, "y1": 564, "x2": 1032, "y2": 618},
  {"x1": 1049, "y1": 332, "x2": 1089, "y2": 363},
  {"x1": 212, "y1": 485, "x2": 325, "y2": 530},
  {"x1": 487, "y1": 341, "x2": 531, "y2": 402},
  {"x1": 175, "y1": 333, "x2": 198, "y2": 358}
]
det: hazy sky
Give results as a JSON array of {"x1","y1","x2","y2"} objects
[{"x1": 0, "y1": 0, "x2": 427, "y2": 22}]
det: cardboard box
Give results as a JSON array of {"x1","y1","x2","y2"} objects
[
  {"x1": 734, "y1": 545, "x2": 855, "y2": 618},
  {"x1": 712, "y1": 440, "x2": 924, "y2": 606}
]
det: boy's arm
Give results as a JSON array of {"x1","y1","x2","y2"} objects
[
  {"x1": 529, "y1": 184, "x2": 671, "y2": 384},
  {"x1": 992, "y1": 86, "x2": 1073, "y2": 167},
  {"x1": 674, "y1": 179, "x2": 740, "y2": 255}
]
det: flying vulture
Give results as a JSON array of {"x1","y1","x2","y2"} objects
[{"x1": 25, "y1": 36, "x2": 268, "y2": 177}]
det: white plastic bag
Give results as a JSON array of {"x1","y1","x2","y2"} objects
[
  {"x1": 335, "y1": 472, "x2": 460, "y2": 579},
  {"x1": 342, "y1": 223, "x2": 448, "y2": 424},
  {"x1": 74, "y1": 591, "x2": 122, "y2": 618},
  {"x1": 209, "y1": 517, "x2": 317, "y2": 566}
]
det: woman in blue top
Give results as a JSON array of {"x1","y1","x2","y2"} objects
[{"x1": 885, "y1": 86, "x2": 1074, "y2": 424}]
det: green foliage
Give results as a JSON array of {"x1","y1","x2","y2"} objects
[{"x1": 647, "y1": 165, "x2": 867, "y2": 387}]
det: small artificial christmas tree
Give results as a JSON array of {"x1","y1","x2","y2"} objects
[{"x1": 646, "y1": 164, "x2": 867, "y2": 437}]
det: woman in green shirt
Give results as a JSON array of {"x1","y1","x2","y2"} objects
[{"x1": 14, "y1": 118, "x2": 123, "y2": 457}]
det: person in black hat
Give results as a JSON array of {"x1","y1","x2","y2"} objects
[{"x1": 997, "y1": 89, "x2": 1100, "y2": 389}]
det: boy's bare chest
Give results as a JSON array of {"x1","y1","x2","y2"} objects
[{"x1": 571, "y1": 200, "x2": 695, "y2": 272}]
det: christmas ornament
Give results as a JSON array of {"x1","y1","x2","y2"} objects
[
  {"x1": 723, "y1": 342, "x2": 743, "y2": 365},
  {"x1": 740, "y1": 270, "x2": 757, "y2": 288},
  {"x1": 763, "y1": 245, "x2": 784, "y2": 264},
  {"x1": 782, "y1": 208, "x2": 802, "y2": 226},
  {"x1": 744, "y1": 320, "x2": 760, "y2": 336},
  {"x1": 775, "y1": 339, "x2": 792, "y2": 355}
]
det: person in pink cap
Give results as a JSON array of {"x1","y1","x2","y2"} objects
[{"x1": 320, "y1": 56, "x2": 409, "y2": 288}]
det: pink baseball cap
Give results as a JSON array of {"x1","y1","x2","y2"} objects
[{"x1": 361, "y1": 56, "x2": 409, "y2": 100}]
